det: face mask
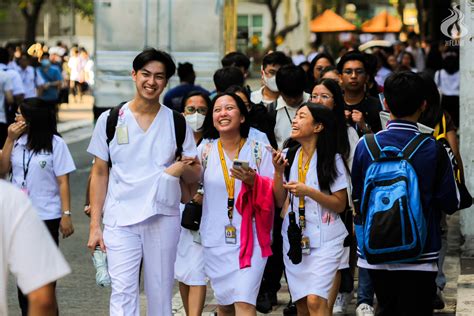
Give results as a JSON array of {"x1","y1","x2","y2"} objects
[
  {"x1": 41, "y1": 59, "x2": 50, "y2": 67},
  {"x1": 263, "y1": 73, "x2": 279, "y2": 92},
  {"x1": 185, "y1": 112, "x2": 206, "y2": 132}
]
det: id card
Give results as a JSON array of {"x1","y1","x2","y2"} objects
[
  {"x1": 301, "y1": 236, "x2": 311, "y2": 255},
  {"x1": 192, "y1": 230, "x2": 202, "y2": 244},
  {"x1": 225, "y1": 224, "x2": 237, "y2": 244},
  {"x1": 116, "y1": 125, "x2": 129, "y2": 144}
]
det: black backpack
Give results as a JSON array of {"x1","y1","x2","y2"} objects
[{"x1": 105, "y1": 102, "x2": 186, "y2": 166}]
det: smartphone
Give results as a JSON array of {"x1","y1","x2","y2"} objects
[{"x1": 233, "y1": 159, "x2": 249, "y2": 169}]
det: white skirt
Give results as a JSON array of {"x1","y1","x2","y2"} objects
[
  {"x1": 204, "y1": 242, "x2": 267, "y2": 306},
  {"x1": 174, "y1": 228, "x2": 207, "y2": 286},
  {"x1": 338, "y1": 246, "x2": 350, "y2": 270},
  {"x1": 283, "y1": 237, "x2": 344, "y2": 301}
]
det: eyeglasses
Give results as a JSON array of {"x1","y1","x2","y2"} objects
[
  {"x1": 342, "y1": 68, "x2": 366, "y2": 76},
  {"x1": 184, "y1": 106, "x2": 207, "y2": 115},
  {"x1": 310, "y1": 93, "x2": 333, "y2": 102}
]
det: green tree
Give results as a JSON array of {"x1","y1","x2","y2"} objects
[{"x1": 7, "y1": 0, "x2": 93, "y2": 46}]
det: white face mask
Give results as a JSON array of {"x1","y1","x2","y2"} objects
[
  {"x1": 185, "y1": 112, "x2": 206, "y2": 132},
  {"x1": 263, "y1": 73, "x2": 279, "y2": 92}
]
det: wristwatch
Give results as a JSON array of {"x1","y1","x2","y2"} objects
[{"x1": 63, "y1": 210, "x2": 72, "y2": 216}]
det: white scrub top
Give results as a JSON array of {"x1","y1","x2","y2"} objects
[
  {"x1": 10, "y1": 135, "x2": 76, "y2": 220},
  {"x1": 87, "y1": 102, "x2": 197, "y2": 227},
  {"x1": 282, "y1": 150, "x2": 348, "y2": 248},
  {"x1": 198, "y1": 139, "x2": 274, "y2": 248}
]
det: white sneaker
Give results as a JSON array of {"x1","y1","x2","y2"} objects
[
  {"x1": 333, "y1": 293, "x2": 347, "y2": 314},
  {"x1": 356, "y1": 303, "x2": 375, "y2": 316}
]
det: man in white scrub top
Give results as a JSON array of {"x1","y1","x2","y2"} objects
[
  {"x1": 87, "y1": 48, "x2": 201, "y2": 316},
  {"x1": 0, "y1": 180, "x2": 71, "y2": 316}
]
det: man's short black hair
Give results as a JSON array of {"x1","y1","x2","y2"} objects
[
  {"x1": 213, "y1": 67, "x2": 244, "y2": 93},
  {"x1": 262, "y1": 51, "x2": 292, "y2": 69},
  {"x1": 177, "y1": 62, "x2": 195, "y2": 82},
  {"x1": 337, "y1": 50, "x2": 368, "y2": 74},
  {"x1": 132, "y1": 48, "x2": 176, "y2": 79},
  {"x1": 0, "y1": 47, "x2": 8, "y2": 64},
  {"x1": 384, "y1": 71, "x2": 425, "y2": 118},
  {"x1": 276, "y1": 64, "x2": 307, "y2": 97},
  {"x1": 221, "y1": 52, "x2": 250, "y2": 71}
]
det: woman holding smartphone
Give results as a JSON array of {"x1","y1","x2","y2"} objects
[
  {"x1": 272, "y1": 103, "x2": 348, "y2": 316},
  {"x1": 198, "y1": 92, "x2": 274, "y2": 315}
]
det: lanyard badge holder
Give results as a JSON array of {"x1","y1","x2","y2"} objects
[
  {"x1": 21, "y1": 149, "x2": 34, "y2": 195},
  {"x1": 116, "y1": 108, "x2": 129, "y2": 145},
  {"x1": 298, "y1": 149, "x2": 313, "y2": 255},
  {"x1": 218, "y1": 139, "x2": 245, "y2": 245}
]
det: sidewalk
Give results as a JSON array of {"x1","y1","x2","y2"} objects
[
  {"x1": 171, "y1": 213, "x2": 461, "y2": 315},
  {"x1": 57, "y1": 94, "x2": 94, "y2": 133}
]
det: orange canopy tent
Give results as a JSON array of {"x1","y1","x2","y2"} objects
[
  {"x1": 310, "y1": 9, "x2": 357, "y2": 33},
  {"x1": 361, "y1": 11, "x2": 402, "y2": 33}
]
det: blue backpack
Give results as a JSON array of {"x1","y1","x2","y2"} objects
[{"x1": 355, "y1": 133, "x2": 431, "y2": 264}]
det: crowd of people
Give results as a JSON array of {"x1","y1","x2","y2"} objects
[
  {"x1": 0, "y1": 33, "x2": 468, "y2": 316},
  {"x1": 0, "y1": 42, "x2": 94, "y2": 146}
]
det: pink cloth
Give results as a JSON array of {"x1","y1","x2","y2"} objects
[{"x1": 235, "y1": 174, "x2": 274, "y2": 269}]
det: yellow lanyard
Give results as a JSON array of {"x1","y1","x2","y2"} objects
[
  {"x1": 217, "y1": 138, "x2": 245, "y2": 222},
  {"x1": 297, "y1": 148, "x2": 313, "y2": 229}
]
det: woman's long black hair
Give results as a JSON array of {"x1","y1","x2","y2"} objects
[
  {"x1": 418, "y1": 72, "x2": 443, "y2": 129},
  {"x1": 284, "y1": 102, "x2": 338, "y2": 191},
  {"x1": 315, "y1": 78, "x2": 350, "y2": 161},
  {"x1": 201, "y1": 92, "x2": 250, "y2": 140},
  {"x1": 20, "y1": 98, "x2": 59, "y2": 153}
]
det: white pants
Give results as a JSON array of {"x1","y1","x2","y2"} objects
[{"x1": 103, "y1": 214, "x2": 180, "y2": 316}]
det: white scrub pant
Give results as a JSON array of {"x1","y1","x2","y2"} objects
[{"x1": 103, "y1": 214, "x2": 180, "y2": 316}]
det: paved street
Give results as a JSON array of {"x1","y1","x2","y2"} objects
[{"x1": 6, "y1": 95, "x2": 460, "y2": 315}]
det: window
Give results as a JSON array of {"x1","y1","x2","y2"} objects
[{"x1": 237, "y1": 14, "x2": 263, "y2": 51}]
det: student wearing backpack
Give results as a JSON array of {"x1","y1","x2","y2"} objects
[
  {"x1": 86, "y1": 49, "x2": 201, "y2": 316},
  {"x1": 272, "y1": 103, "x2": 349, "y2": 316},
  {"x1": 351, "y1": 71, "x2": 459, "y2": 316},
  {"x1": 198, "y1": 92, "x2": 275, "y2": 315}
]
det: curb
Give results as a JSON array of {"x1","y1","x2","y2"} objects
[{"x1": 58, "y1": 120, "x2": 93, "y2": 134}]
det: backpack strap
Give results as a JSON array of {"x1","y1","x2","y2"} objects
[
  {"x1": 284, "y1": 145, "x2": 300, "y2": 181},
  {"x1": 402, "y1": 133, "x2": 431, "y2": 160},
  {"x1": 364, "y1": 134, "x2": 381, "y2": 161},
  {"x1": 172, "y1": 109, "x2": 186, "y2": 160}
]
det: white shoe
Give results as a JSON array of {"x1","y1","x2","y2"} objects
[
  {"x1": 333, "y1": 293, "x2": 347, "y2": 314},
  {"x1": 356, "y1": 303, "x2": 374, "y2": 316}
]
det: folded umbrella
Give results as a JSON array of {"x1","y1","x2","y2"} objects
[{"x1": 287, "y1": 209, "x2": 302, "y2": 265}]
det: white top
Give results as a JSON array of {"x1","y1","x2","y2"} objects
[
  {"x1": 249, "y1": 127, "x2": 270, "y2": 145},
  {"x1": 68, "y1": 55, "x2": 80, "y2": 81},
  {"x1": 199, "y1": 139, "x2": 274, "y2": 247},
  {"x1": 346, "y1": 125, "x2": 359, "y2": 172},
  {"x1": 87, "y1": 102, "x2": 197, "y2": 227},
  {"x1": 0, "y1": 63, "x2": 25, "y2": 96},
  {"x1": 11, "y1": 135, "x2": 76, "y2": 220},
  {"x1": 18, "y1": 66, "x2": 45, "y2": 98},
  {"x1": 274, "y1": 92, "x2": 310, "y2": 149},
  {"x1": 0, "y1": 181, "x2": 71, "y2": 316},
  {"x1": 250, "y1": 87, "x2": 276, "y2": 108},
  {"x1": 0, "y1": 71, "x2": 13, "y2": 124},
  {"x1": 435, "y1": 69, "x2": 460, "y2": 96},
  {"x1": 282, "y1": 150, "x2": 348, "y2": 248}
]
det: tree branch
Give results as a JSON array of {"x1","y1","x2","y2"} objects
[{"x1": 275, "y1": 0, "x2": 301, "y2": 39}]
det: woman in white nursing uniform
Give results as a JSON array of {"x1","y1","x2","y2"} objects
[
  {"x1": 198, "y1": 92, "x2": 275, "y2": 316},
  {"x1": 272, "y1": 103, "x2": 348, "y2": 316},
  {"x1": 175, "y1": 91, "x2": 210, "y2": 316},
  {"x1": 0, "y1": 98, "x2": 75, "y2": 315}
]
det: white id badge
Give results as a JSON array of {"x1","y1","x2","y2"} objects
[
  {"x1": 116, "y1": 125, "x2": 129, "y2": 144},
  {"x1": 192, "y1": 230, "x2": 202, "y2": 244}
]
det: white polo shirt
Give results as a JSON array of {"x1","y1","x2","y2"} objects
[
  {"x1": 0, "y1": 63, "x2": 25, "y2": 97},
  {"x1": 0, "y1": 71, "x2": 13, "y2": 124},
  {"x1": 87, "y1": 102, "x2": 197, "y2": 227},
  {"x1": 274, "y1": 92, "x2": 310, "y2": 149},
  {"x1": 10, "y1": 135, "x2": 76, "y2": 220},
  {"x1": 0, "y1": 180, "x2": 71, "y2": 316},
  {"x1": 18, "y1": 66, "x2": 45, "y2": 98}
]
